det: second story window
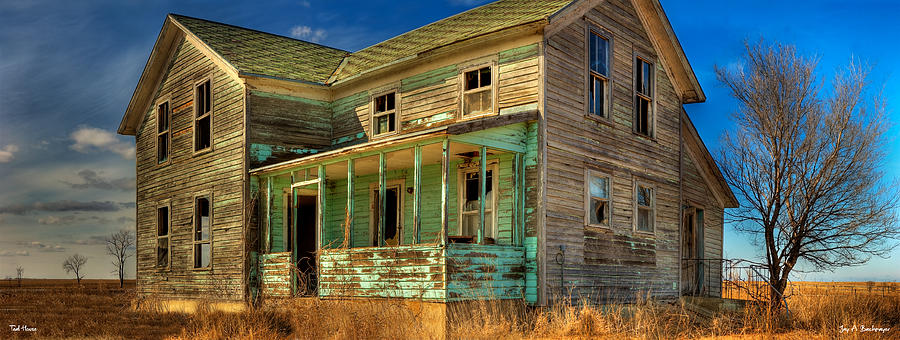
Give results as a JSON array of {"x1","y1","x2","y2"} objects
[
  {"x1": 372, "y1": 92, "x2": 397, "y2": 136},
  {"x1": 156, "y1": 101, "x2": 170, "y2": 164},
  {"x1": 194, "y1": 79, "x2": 212, "y2": 152},
  {"x1": 193, "y1": 195, "x2": 211, "y2": 268},
  {"x1": 462, "y1": 66, "x2": 493, "y2": 116},
  {"x1": 588, "y1": 28, "x2": 610, "y2": 118},
  {"x1": 634, "y1": 57, "x2": 654, "y2": 136}
]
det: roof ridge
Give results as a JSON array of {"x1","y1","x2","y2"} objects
[{"x1": 168, "y1": 13, "x2": 350, "y2": 54}]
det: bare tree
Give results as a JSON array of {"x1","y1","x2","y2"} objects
[
  {"x1": 716, "y1": 40, "x2": 900, "y2": 311},
  {"x1": 106, "y1": 229, "x2": 135, "y2": 288},
  {"x1": 16, "y1": 266, "x2": 24, "y2": 287},
  {"x1": 63, "y1": 253, "x2": 88, "y2": 286}
]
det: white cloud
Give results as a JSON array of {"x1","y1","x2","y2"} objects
[
  {"x1": 18, "y1": 241, "x2": 65, "y2": 252},
  {"x1": 290, "y1": 25, "x2": 327, "y2": 43},
  {"x1": 69, "y1": 126, "x2": 134, "y2": 159},
  {"x1": 299, "y1": 0, "x2": 311, "y2": 7},
  {"x1": 0, "y1": 250, "x2": 29, "y2": 257},
  {"x1": 0, "y1": 144, "x2": 19, "y2": 163}
]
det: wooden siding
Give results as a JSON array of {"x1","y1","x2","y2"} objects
[
  {"x1": 258, "y1": 252, "x2": 292, "y2": 298},
  {"x1": 542, "y1": 0, "x2": 685, "y2": 302},
  {"x1": 682, "y1": 141, "x2": 725, "y2": 296},
  {"x1": 134, "y1": 37, "x2": 246, "y2": 301},
  {"x1": 446, "y1": 244, "x2": 525, "y2": 301},
  {"x1": 247, "y1": 91, "x2": 332, "y2": 168}
]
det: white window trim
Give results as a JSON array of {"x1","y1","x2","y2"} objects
[
  {"x1": 456, "y1": 160, "x2": 499, "y2": 239},
  {"x1": 192, "y1": 191, "x2": 213, "y2": 270},
  {"x1": 369, "y1": 89, "x2": 401, "y2": 138},
  {"x1": 156, "y1": 201, "x2": 172, "y2": 270},
  {"x1": 584, "y1": 22, "x2": 614, "y2": 121},
  {"x1": 192, "y1": 76, "x2": 214, "y2": 155},
  {"x1": 633, "y1": 53, "x2": 656, "y2": 138},
  {"x1": 633, "y1": 180, "x2": 656, "y2": 234},
  {"x1": 584, "y1": 169, "x2": 612, "y2": 228},
  {"x1": 155, "y1": 96, "x2": 172, "y2": 166},
  {"x1": 368, "y1": 179, "x2": 405, "y2": 246},
  {"x1": 458, "y1": 60, "x2": 498, "y2": 120}
]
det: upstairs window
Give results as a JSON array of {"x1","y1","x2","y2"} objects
[
  {"x1": 193, "y1": 196, "x2": 211, "y2": 268},
  {"x1": 194, "y1": 79, "x2": 212, "y2": 152},
  {"x1": 635, "y1": 183, "x2": 654, "y2": 233},
  {"x1": 588, "y1": 28, "x2": 610, "y2": 118},
  {"x1": 634, "y1": 57, "x2": 654, "y2": 136},
  {"x1": 372, "y1": 92, "x2": 397, "y2": 136},
  {"x1": 156, "y1": 205, "x2": 170, "y2": 268},
  {"x1": 462, "y1": 66, "x2": 493, "y2": 116},
  {"x1": 156, "y1": 101, "x2": 170, "y2": 164},
  {"x1": 586, "y1": 171, "x2": 610, "y2": 227}
]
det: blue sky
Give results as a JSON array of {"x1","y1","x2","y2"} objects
[{"x1": 1, "y1": 0, "x2": 898, "y2": 281}]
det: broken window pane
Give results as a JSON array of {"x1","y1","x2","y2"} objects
[
  {"x1": 157, "y1": 238, "x2": 168, "y2": 267},
  {"x1": 157, "y1": 102, "x2": 169, "y2": 133},
  {"x1": 590, "y1": 199, "x2": 608, "y2": 225},
  {"x1": 479, "y1": 67, "x2": 491, "y2": 87},
  {"x1": 465, "y1": 69, "x2": 479, "y2": 90},
  {"x1": 196, "y1": 116, "x2": 211, "y2": 150},
  {"x1": 386, "y1": 93, "x2": 395, "y2": 111},
  {"x1": 157, "y1": 207, "x2": 169, "y2": 236},
  {"x1": 637, "y1": 186, "x2": 651, "y2": 207},
  {"x1": 635, "y1": 96, "x2": 650, "y2": 135}
]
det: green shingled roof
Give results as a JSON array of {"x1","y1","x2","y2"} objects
[
  {"x1": 335, "y1": 0, "x2": 573, "y2": 81},
  {"x1": 170, "y1": 14, "x2": 348, "y2": 84},
  {"x1": 170, "y1": 0, "x2": 573, "y2": 85}
]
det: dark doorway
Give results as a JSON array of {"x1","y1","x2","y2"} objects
[
  {"x1": 372, "y1": 185, "x2": 401, "y2": 246},
  {"x1": 681, "y1": 207, "x2": 704, "y2": 296},
  {"x1": 295, "y1": 194, "x2": 317, "y2": 296}
]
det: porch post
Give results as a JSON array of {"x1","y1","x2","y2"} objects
[
  {"x1": 413, "y1": 145, "x2": 422, "y2": 244},
  {"x1": 317, "y1": 164, "x2": 325, "y2": 251},
  {"x1": 378, "y1": 152, "x2": 386, "y2": 246},
  {"x1": 513, "y1": 153, "x2": 520, "y2": 246},
  {"x1": 266, "y1": 176, "x2": 272, "y2": 252},
  {"x1": 346, "y1": 158, "x2": 354, "y2": 248},
  {"x1": 440, "y1": 139, "x2": 449, "y2": 246},
  {"x1": 518, "y1": 153, "x2": 526, "y2": 246},
  {"x1": 479, "y1": 146, "x2": 487, "y2": 244}
]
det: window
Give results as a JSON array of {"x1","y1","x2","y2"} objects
[
  {"x1": 635, "y1": 184, "x2": 654, "y2": 232},
  {"x1": 156, "y1": 205, "x2": 170, "y2": 268},
  {"x1": 193, "y1": 196, "x2": 211, "y2": 268},
  {"x1": 462, "y1": 66, "x2": 493, "y2": 116},
  {"x1": 372, "y1": 92, "x2": 397, "y2": 136},
  {"x1": 588, "y1": 27, "x2": 611, "y2": 118},
  {"x1": 370, "y1": 181, "x2": 403, "y2": 246},
  {"x1": 634, "y1": 56, "x2": 653, "y2": 136},
  {"x1": 458, "y1": 163, "x2": 496, "y2": 241},
  {"x1": 586, "y1": 171, "x2": 610, "y2": 227},
  {"x1": 156, "y1": 100, "x2": 170, "y2": 164},
  {"x1": 194, "y1": 79, "x2": 212, "y2": 152}
]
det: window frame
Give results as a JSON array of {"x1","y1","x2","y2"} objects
[
  {"x1": 369, "y1": 89, "x2": 401, "y2": 138},
  {"x1": 632, "y1": 53, "x2": 656, "y2": 138},
  {"x1": 192, "y1": 76, "x2": 214, "y2": 155},
  {"x1": 633, "y1": 180, "x2": 656, "y2": 234},
  {"x1": 584, "y1": 169, "x2": 613, "y2": 228},
  {"x1": 155, "y1": 96, "x2": 172, "y2": 166},
  {"x1": 458, "y1": 61, "x2": 498, "y2": 120},
  {"x1": 584, "y1": 23, "x2": 614, "y2": 122},
  {"x1": 456, "y1": 160, "x2": 500, "y2": 240},
  {"x1": 368, "y1": 179, "x2": 405, "y2": 247},
  {"x1": 156, "y1": 201, "x2": 172, "y2": 270},
  {"x1": 192, "y1": 191, "x2": 213, "y2": 270}
]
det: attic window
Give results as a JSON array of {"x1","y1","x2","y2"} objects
[
  {"x1": 462, "y1": 66, "x2": 493, "y2": 116},
  {"x1": 634, "y1": 56, "x2": 654, "y2": 137},
  {"x1": 194, "y1": 79, "x2": 212, "y2": 152},
  {"x1": 588, "y1": 27, "x2": 611, "y2": 118},
  {"x1": 156, "y1": 101, "x2": 170, "y2": 164},
  {"x1": 372, "y1": 92, "x2": 397, "y2": 136}
]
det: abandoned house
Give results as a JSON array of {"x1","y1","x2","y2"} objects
[{"x1": 117, "y1": 0, "x2": 737, "y2": 309}]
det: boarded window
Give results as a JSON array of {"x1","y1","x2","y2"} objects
[
  {"x1": 372, "y1": 92, "x2": 397, "y2": 135},
  {"x1": 634, "y1": 57, "x2": 653, "y2": 136},
  {"x1": 194, "y1": 196, "x2": 211, "y2": 268},
  {"x1": 194, "y1": 80, "x2": 212, "y2": 151},
  {"x1": 156, "y1": 205, "x2": 170, "y2": 268},
  {"x1": 462, "y1": 66, "x2": 492, "y2": 116},
  {"x1": 588, "y1": 29, "x2": 610, "y2": 117},
  {"x1": 636, "y1": 184, "x2": 654, "y2": 232},
  {"x1": 587, "y1": 173, "x2": 610, "y2": 226},
  {"x1": 459, "y1": 167, "x2": 494, "y2": 240},
  {"x1": 156, "y1": 101, "x2": 170, "y2": 164}
]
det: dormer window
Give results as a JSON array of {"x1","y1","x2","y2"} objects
[
  {"x1": 372, "y1": 92, "x2": 397, "y2": 136},
  {"x1": 462, "y1": 66, "x2": 493, "y2": 116}
]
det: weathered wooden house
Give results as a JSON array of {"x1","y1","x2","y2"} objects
[{"x1": 118, "y1": 0, "x2": 737, "y2": 309}]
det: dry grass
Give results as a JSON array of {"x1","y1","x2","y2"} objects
[{"x1": 2, "y1": 280, "x2": 897, "y2": 339}]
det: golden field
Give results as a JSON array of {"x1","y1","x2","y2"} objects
[{"x1": 1, "y1": 279, "x2": 897, "y2": 339}]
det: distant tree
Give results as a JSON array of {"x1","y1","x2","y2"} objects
[
  {"x1": 16, "y1": 266, "x2": 23, "y2": 287},
  {"x1": 716, "y1": 40, "x2": 900, "y2": 311},
  {"x1": 63, "y1": 253, "x2": 88, "y2": 286},
  {"x1": 105, "y1": 230, "x2": 135, "y2": 288}
]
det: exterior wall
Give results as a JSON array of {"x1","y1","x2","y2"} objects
[
  {"x1": 247, "y1": 91, "x2": 332, "y2": 168},
  {"x1": 682, "y1": 142, "x2": 725, "y2": 296},
  {"x1": 135, "y1": 37, "x2": 246, "y2": 301},
  {"x1": 542, "y1": 0, "x2": 685, "y2": 302}
]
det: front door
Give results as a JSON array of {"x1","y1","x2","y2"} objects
[
  {"x1": 293, "y1": 190, "x2": 318, "y2": 296},
  {"x1": 681, "y1": 207, "x2": 700, "y2": 295}
]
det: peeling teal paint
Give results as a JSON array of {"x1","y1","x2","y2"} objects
[
  {"x1": 250, "y1": 143, "x2": 320, "y2": 163},
  {"x1": 499, "y1": 43, "x2": 539, "y2": 64},
  {"x1": 331, "y1": 132, "x2": 366, "y2": 146},
  {"x1": 401, "y1": 110, "x2": 455, "y2": 130}
]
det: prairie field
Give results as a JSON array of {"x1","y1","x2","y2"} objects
[{"x1": 1, "y1": 279, "x2": 897, "y2": 339}]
